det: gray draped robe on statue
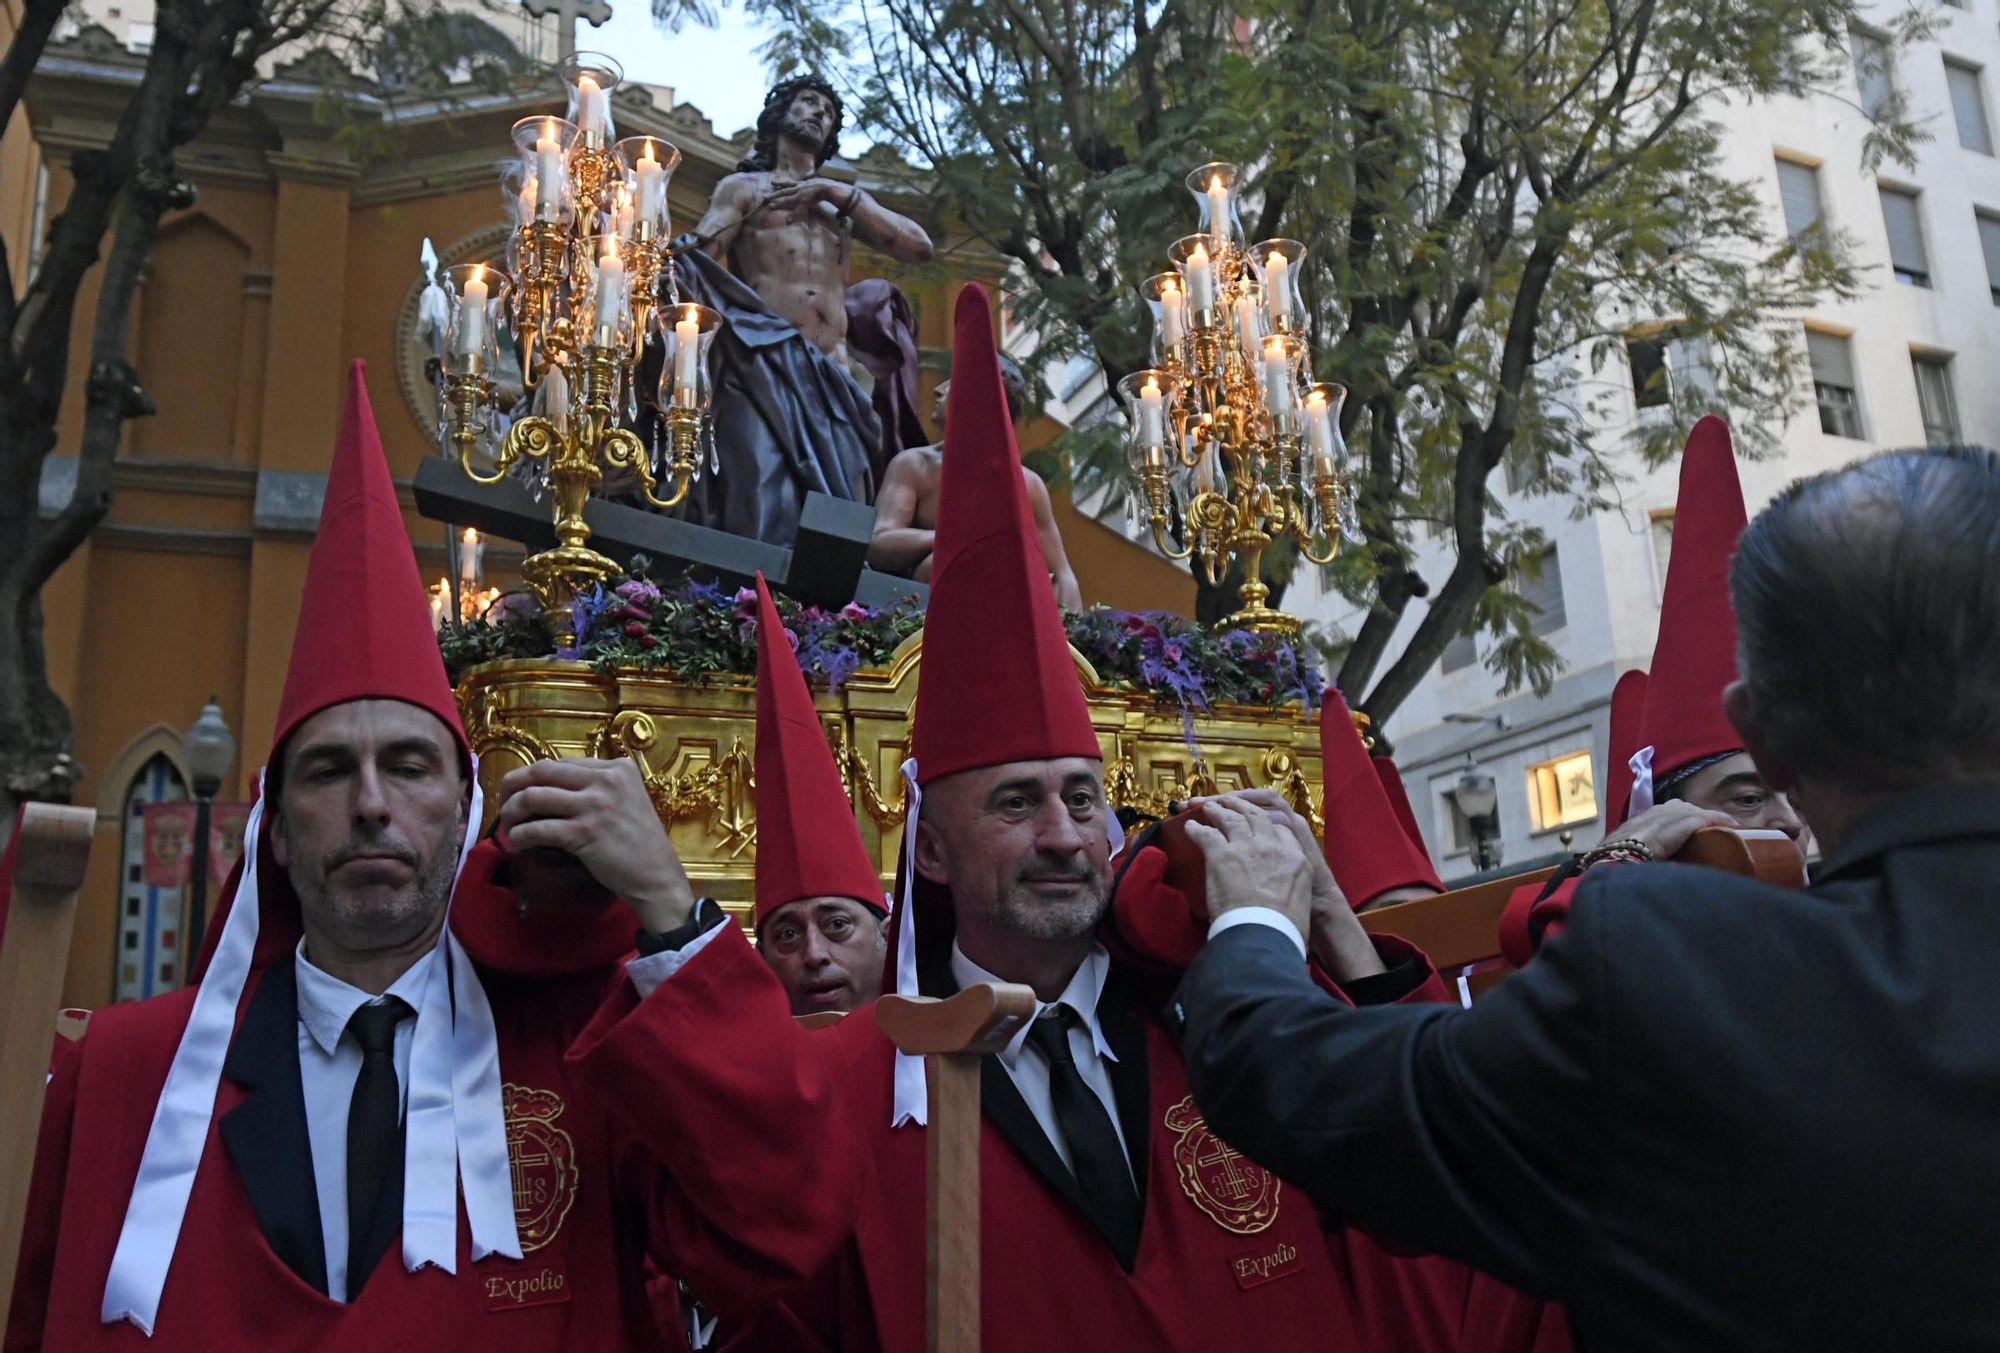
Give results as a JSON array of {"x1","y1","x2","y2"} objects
[{"x1": 655, "y1": 243, "x2": 880, "y2": 546}]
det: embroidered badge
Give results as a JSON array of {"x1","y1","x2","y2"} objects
[
  {"x1": 504, "y1": 1083, "x2": 579, "y2": 1252},
  {"x1": 1229, "y1": 1240, "x2": 1304, "y2": 1291},
  {"x1": 1163, "y1": 1095, "x2": 1280, "y2": 1235}
]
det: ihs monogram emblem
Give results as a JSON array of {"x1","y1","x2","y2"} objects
[
  {"x1": 1163, "y1": 1095, "x2": 1280, "y2": 1235},
  {"x1": 504, "y1": 1083, "x2": 579, "y2": 1252}
]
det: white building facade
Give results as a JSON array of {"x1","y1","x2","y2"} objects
[{"x1": 1286, "y1": 1, "x2": 2000, "y2": 880}]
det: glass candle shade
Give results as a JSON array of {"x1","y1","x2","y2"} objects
[
  {"x1": 1141, "y1": 272, "x2": 1189, "y2": 363},
  {"x1": 1186, "y1": 162, "x2": 1244, "y2": 254},
  {"x1": 1250, "y1": 239, "x2": 1307, "y2": 334},
  {"x1": 616, "y1": 135, "x2": 681, "y2": 238},
  {"x1": 586, "y1": 240, "x2": 632, "y2": 349},
  {"x1": 1229, "y1": 280, "x2": 1267, "y2": 364},
  {"x1": 657, "y1": 302, "x2": 725, "y2": 411},
  {"x1": 1259, "y1": 334, "x2": 1305, "y2": 434},
  {"x1": 1302, "y1": 381, "x2": 1348, "y2": 477},
  {"x1": 561, "y1": 52, "x2": 625, "y2": 148},
  {"x1": 1167, "y1": 234, "x2": 1224, "y2": 325},
  {"x1": 1116, "y1": 369, "x2": 1176, "y2": 472},
  {"x1": 511, "y1": 116, "x2": 580, "y2": 225},
  {"x1": 444, "y1": 263, "x2": 509, "y2": 372}
]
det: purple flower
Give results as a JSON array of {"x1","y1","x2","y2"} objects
[
  {"x1": 1163, "y1": 640, "x2": 1185, "y2": 664},
  {"x1": 615, "y1": 579, "x2": 662, "y2": 605},
  {"x1": 839, "y1": 601, "x2": 869, "y2": 622},
  {"x1": 732, "y1": 587, "x2": 758, "y2": 619},
  {"x1": 785, "y1": 627, "x2": 800, "y2": 652}
]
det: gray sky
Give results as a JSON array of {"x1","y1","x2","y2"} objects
[{"x1": 584, "y1": 3, "x2": 785, "y2": 144}]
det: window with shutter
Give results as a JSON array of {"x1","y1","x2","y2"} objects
[
  {"x1": 1806, "y1": 330, "x2": 1864, "y2": 439},
  {"x1": 1776, "y1": 159, "x2": 1824, "y2": 238},
  {"x1": 1625, "y1": 337, "x2": 1670, "y2": 409},
  {"x1": 1912, "y1": 355, "x2": 1961, "y2": 443},
  {"x1": 1878, "y1": 187, "x2": 1931, "y2": 286},
  {"x1": 1947, "y1": 61, "x2": 1993, "y2": 153},
  {"x1": 1850, "y1": 29, "x2": 1895, "y2": 119},
  {"x1": 1977, "y1": 212, "x2": 2000, "y2": 304},
  {"x1": 1518, "y1": 547, "x2": 1566, "y2": 635}
]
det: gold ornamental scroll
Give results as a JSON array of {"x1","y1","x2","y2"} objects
[{"x1": 456, "y1": 633, "x2": 1328, "y2": 932}]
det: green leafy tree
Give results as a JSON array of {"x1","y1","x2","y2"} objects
[
  {"x1": 731, "y1": 0, "x2": 1927, "y2": 727},
  {"x1": 0, "y1": 0, "x2": 533, "y2": 817}
]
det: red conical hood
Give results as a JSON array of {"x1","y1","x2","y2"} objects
[
  {"x1": 1372, "y1": 756, "x2": 1426, "y2": 853},
  {"x1": 1602, "y1": 668, "x2": 1651, "y2": 833},
  {"x1": 908, "y1": 285, "x2": 1100, "y2": 787},
  {"x1": 275, "y1": 361, "x2": 466, "y2": 762},
  {"x1": 1320, "y1": 688, "x2": 1441, "y2": 907},
  {"x1": 753, "y1": 575, "x2": 885, "y2": 924},
  {"x1": 1633, "y1": 416, "x2": 1746, "y2": 798},
  {"x1": 218, "y1": 361, "x2": 468, "y2": 968}
]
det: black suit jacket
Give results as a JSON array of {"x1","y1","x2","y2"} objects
[{"x1": 1175, "y1": 778, "x2": 2000, "y2": 1353}]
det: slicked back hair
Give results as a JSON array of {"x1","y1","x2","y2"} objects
[{"x1": 1730, "y1": 444, "x2": 2000, "y2": 790}]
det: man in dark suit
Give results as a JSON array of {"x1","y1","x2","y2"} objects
[{"x1": 1173, "y1": 444, "x2": 2000, "y2": 1353}]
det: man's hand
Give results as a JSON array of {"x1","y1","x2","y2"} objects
[
  {"x1": 1187, "y1": 790, "x2": 1385, "y2": 981},
  {"x1": 1607, "y1": 800, "x2": 1743, "y2": 866},
  {"x1": 496, "y1": 757, "x2": 697, "y2": 933},
  {"x1": 1182, "y1": 795, "x2": 1313, "y2": 940},
  {"x1": 762, "y1": 176, "x2": 848, "y2": 215}
]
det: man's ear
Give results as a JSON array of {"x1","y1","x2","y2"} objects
[
  {"x1": 1724, "y1": 680, "x2": 1799, "y2": 794},
  {"x1": 911, "y1": 817, "x2": 950, "y2": 886},
  {"x1": 268, "y1": 805, "x2": 290, "y2": 868}
]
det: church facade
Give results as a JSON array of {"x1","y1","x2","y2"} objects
[{"x1": 6, "y1": 7, "x2": 1191, "y2": 1009}]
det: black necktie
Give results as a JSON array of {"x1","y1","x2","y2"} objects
[
  {"x1": 344, "y1": 996, "x2": 411, "y2": 1300},
  {"x1": 1025, "y1": 1007, "x2": 1141, "y2": 1256}
]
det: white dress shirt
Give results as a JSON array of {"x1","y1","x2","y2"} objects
[
  {"x1": 292, "y1": 942, "x2": 438, "y2": 1304},
  {"x1": 949, "y1": 941, "x2": 1135, "y2": 1186},
  {"x1": 1206, "y1": 906, "x2": 1308, "y2": 958}
]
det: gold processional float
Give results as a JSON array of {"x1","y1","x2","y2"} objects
[{"x1": 432, "y1": 59, "x2": 1369, "y2": 924}]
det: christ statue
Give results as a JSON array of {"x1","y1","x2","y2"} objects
[{"x1": 655, "y1": 76, "x2": 934, "y2": 546}]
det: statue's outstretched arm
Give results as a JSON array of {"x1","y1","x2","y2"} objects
[
  {"x1": 845, "y1": 186, "x2": 935, "y2": 265},
  {"x1": 688, "y1": 174, "x2": 755, "y2": 258}
]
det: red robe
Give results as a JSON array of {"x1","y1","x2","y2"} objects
[
  {"x1": 4, "y1": 844, "x2": 815, "y2": 1353},
  {"x1": 571, "y1": 921, "x2": 1554, "y2": 1353}
]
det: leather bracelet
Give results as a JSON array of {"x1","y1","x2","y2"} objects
[
  {"x1": 839, "y1": 184, "x2": 862, "y2": 217},
  {"x1": 1580, "y1": 837, "x2": 1655, "y2": 870}
]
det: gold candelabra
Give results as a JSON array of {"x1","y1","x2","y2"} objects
[
  {"x1": 1123, "y1": 162, "x2": 1361, "y2": 635},
  {"x1": 434, "y1": 53, "x2": 725, "y2": 648}
]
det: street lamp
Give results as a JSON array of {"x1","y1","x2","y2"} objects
[
  {"x1": 1454, "y1": 769, "x2": 1503, "y2": 872},
  {"x1": 181, "y1": 697, "x2": 237, "y2": 962}
]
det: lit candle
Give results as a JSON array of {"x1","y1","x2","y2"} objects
[
  {"x1": 1160, "y1": 279, "x2": 1186, "y2": 347},
  {"x1": 454, "y1": 267, "x2": 488, "y2": 358},
  {"x1": 673, "y1": 307, "x2": 701, "y2": 403},
  {"x1": 1264, "y1": 250, "x2": 1290, "y2": 328},
  {"x1": 1186, "y1": 241, "x2": 1215, "y2": 312},
  {"x1": 593, "y1": 243, "x2": 625, "y2": 339},
  {"x1": 1305, "y1": 388, "x2": 1336, "y2": 474},
  {"x1": 1207, "y1": 174, "x2": 1229, "y2": 248},
  {"x1": 613, "y1": 184, "x2": 635, "y2": 241},
  {"x1": 636, "y1": 140, "x2": 665, "y2": 226},
  {"x1": 459, "y1": 529, "x2": 482, "y2": 589},
  {"x1": 429, "y1": 577, "x2": 449, "y2": 631},
  {"x1": 577, "y1": 74, "x2": 607, "y2": 140},
  {"x1": 516, "y1": 176, "x2": 536, "y2": 227},
  {"x1": 1233, "y1": 290, "x2": 1262, "y2": 359},
  {"x1": 1262, "y1": 337, "x2": 1290, "y2": 418},
  {"x1": 1194, "y1": 445, "x2": 1215, "y2": 494},
  {"x1": 534, "y1": 122, "x2": 562, "y2": 221},
  {"x1": 1138, "y1": 375, "x2": 1165, "y2": 461}
]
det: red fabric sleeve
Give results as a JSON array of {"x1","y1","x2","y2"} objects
[
  {"x1": 567, "y1": 924, "x2": 867, "y2": 1305},
  {"x1": 451, "y1": 837, "x2": 637, "y2": 978},
  {"x1": 1498, "y1": 875, "x2": 1585, "y2": 969},
  {"x1": 5, "y1": 1036, "x2": 79, "y2": 1353}
]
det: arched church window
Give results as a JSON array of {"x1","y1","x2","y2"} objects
[{"x1": 115, "y1": 753, "x2": 189, "y2": 1002}]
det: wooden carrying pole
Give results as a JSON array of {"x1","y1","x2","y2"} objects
[
  {"x1": 876, "y1": 982, "x2": 1037, "y2": 1353},
  {"x1": 0, "y1": 804, "x2": 96, "y2": 1335}
]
